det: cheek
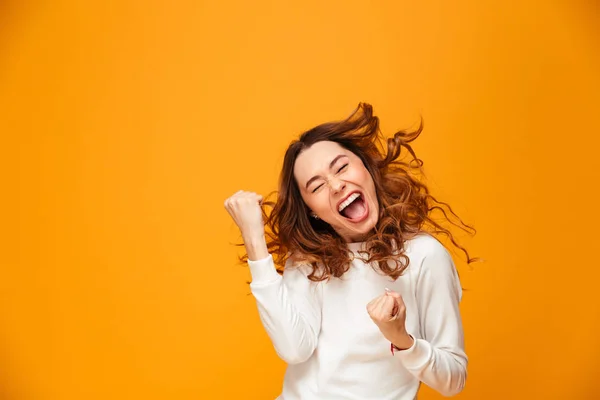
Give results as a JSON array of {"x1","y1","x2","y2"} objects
[
  {"x1": 306, "y1": 193, "x2": 339, "y2": 218},
  {"x1": 356, "y1": 167, "x2": 378, "y2": 206},
  {"x1": 355, "y1": 166, "x2": 373, "y2": 186},
  {"x1": 315, "y1": 193, "x2": 334, "y2": 213},
  {"x1": 303, "y1": 193, "x2": 328, "y2": 213}
]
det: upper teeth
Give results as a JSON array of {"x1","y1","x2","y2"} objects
[{"x1": 338, "y1": 193, "x2": 360, "y2": 212}]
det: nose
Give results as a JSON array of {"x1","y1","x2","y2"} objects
[{"x1": 327, "y1": 177, "x2": 346, "y2": 193}]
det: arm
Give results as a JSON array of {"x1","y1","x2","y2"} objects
[
  {"x1": 248, "y1": 253, "x2": 322, "y2": 365},
  {"x1": 222, "y1": 191, "x2": 321, "y2": 363},
  {"x1": 395, "y1": 240, "x2": 467, "y2": 397}
]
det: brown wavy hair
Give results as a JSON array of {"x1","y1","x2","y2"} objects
[{"x1": 238, "y1": 102, "x2": 478, "y2": 282}]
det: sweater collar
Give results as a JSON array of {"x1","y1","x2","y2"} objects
[{"x1": 347, "y1": 241, "x2": 367, "y2": 252}]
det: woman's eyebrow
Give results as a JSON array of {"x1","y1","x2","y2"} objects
[{"x1": 305, "y1": 154, "x2": 348, "y2": 189}]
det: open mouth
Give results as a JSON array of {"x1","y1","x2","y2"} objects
[{"x1": 337, "y1": 192, "x2": 369, "y2": 222}]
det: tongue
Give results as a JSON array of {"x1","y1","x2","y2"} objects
[{"x1": 341, "y1": 197, "x2": 366, "y2": 220}]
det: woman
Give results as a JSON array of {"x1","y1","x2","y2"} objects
[{"x1": 224, "y1": 103, "x2": 476, "y2": 399}]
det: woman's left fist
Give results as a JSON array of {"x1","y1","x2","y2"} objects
[{"x1": 366, "y1": 288, "x2": 413, "y2": 350}]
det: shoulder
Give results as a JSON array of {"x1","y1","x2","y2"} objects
[
  {"x1": 284, "y1": 251, "x2": 314, "y2": 277},
  {"x1": 287, "y1": 251, "x2": 310, "y2": 267},
  {"x1": 283, "y1": 252, "x2": 324, "y2": 297},
  {"x1": 404, "y1": 234, "x2": 463, "y2": 303},
  {"x1": 404, "y1": 233, "x2": 457, "y2": 279},
  {"x1": 404, "y1": 232, "x2": 451, "y2": 260}
]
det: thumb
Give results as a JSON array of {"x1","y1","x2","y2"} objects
[
  {"x1": 384, "y1": 287, "x2": 402, "y2": 300},
  {"x1": 384, "y1": 288, "x2": 400, "y2": 319}
]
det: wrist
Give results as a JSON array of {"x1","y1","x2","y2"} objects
[
  {"x1": 243, "y1": 233, "x2": 268, "y2": 261},
  {"x1": 242, "y1": 229, "x2": 265, "y2": 242},
  {"x1": 391, "y1": 331, "x2": 414, "y2": 351}
]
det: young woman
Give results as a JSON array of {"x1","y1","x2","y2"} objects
[{"x1": 224, "y1": 103, "x2": 476, "y2": 399}]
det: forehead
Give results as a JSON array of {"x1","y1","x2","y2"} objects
[{"x1": 293, "y1": 141, "x2": 350, "y2": 183}]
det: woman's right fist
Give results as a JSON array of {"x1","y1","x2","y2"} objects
[{"x1": 223, "y1": 190, "x2": 265, "y2": 239}]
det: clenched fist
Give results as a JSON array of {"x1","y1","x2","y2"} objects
[
  {"x1": 367, "y1": 288, "x2": 414, "y2": 350},
  {"x1": 224, "y1": 190, "x2": 268, "y2": 260},
  {"x1": 224, "y1": 190, "x2": 265, "y2": 237}
]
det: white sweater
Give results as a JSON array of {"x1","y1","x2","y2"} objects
[{"x1": 247, "y1": 233, "x2": 467, "y2": 399}]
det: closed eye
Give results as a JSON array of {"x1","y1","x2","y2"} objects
[{"x1": 310, "y1": 164, "x2": 348, "y2": 193}]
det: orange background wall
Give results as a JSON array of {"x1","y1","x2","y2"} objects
[{"x1": 1, "y1": 1, "x2": 599, "y2": 399}]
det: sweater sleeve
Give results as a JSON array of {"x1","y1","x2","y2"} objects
[
  {"x1": 247, "y1": 254, "x2": 322, "y2": 365},
  {"x1": 395, "y1": 240, "x2": 468, "y2": 397}
]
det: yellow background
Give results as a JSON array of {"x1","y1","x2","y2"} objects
[{"x1": 1, "y1": 1, "x2": 599, "y2": 399}]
